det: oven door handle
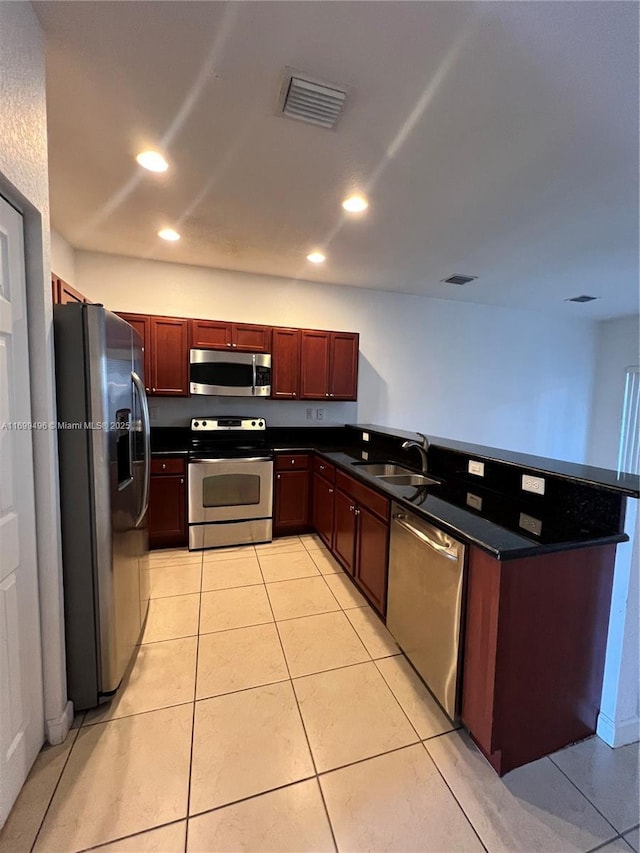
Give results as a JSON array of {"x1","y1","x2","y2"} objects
[
  {"x1": 189, "y1": 457, "x2": 273, "y2": 465},
  {"x1": 252, "y1": 354, "x2": 257, "y2": 396}
]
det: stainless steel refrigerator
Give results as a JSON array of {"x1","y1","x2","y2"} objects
[{"x1": 54, "y1": 304, "x2": 151, "y2": 710}]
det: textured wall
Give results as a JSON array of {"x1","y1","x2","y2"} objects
[
  {"x1": 76, "y1": 249, "x2": 598, "y2": 461},
  {"x1": 0, "y1": 1, "x2": 70, "y2": 747}
]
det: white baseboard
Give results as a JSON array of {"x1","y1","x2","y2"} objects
[
  {"x1": 597, "y1": 711, "x2": 640, "y2": 747},
  {"x1": 45, "y1": 700, "x2": 73, "y2": 745}
]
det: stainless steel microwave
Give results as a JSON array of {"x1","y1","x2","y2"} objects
[{"x1": 189, "y1": 349, "x2": 272, "y2": 397}]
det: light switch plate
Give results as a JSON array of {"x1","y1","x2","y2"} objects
[{"x1": 468, "y1": 460, "x2": 485, "y2": 477}]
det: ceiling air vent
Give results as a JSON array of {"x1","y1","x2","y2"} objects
[
  {"x1": 441, "y1": 274, "x2": 478, "y2": 286},
  {"x1": 279, "y1": 71, "x2": 348, "y2": 130},
  {"x1": 566, "y1": 295, "x2": 599, "y2": 303}
]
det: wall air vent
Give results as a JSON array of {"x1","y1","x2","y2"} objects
[
  {"x1": 279, "y1": 70, "x2": 348, "y2": 130},
  {"x1": 441, "y1": 274, "x2": 478, "y2": 286},
  {"x1": 566, "y1": 295, "x2": 599, "y2": 303}
]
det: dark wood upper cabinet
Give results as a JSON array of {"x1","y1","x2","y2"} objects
[
  {"x1": 330, "y1": 332, "x2": 359, "y2": 399},
  {"x1": 52, "y1": 274, "x2": 90, "y2": 306},
  {"x1": 300, "y1": 330, "x2": 331, "y2": 399},
  {"x1": 117, "y1": 312, "x2": 151, "y2": 393},
  {"x1": 300, "y1": 330, "x2": 358, "y2": 400},
  {"x1": 271, "y1": 328, "x2": 301, "y2": 399},
  {"x1": 190, "y1": 319, "x2": 271, "y2": 352},
  {"x1": 150, "y1": 316, "x2": 189, "y2": 396}
]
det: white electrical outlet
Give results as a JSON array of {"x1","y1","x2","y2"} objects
[
  {"x1": 362, "y1": 432, "x2": 370, "y2": 442},
  {"x1": 362, "y1": 450, "x2": 369, "y2": 460},
  {"x1": 306, "y1": 408, "x2": 314, "y2": 421},
  {"x1": 522, "y1": 474, "x2": 545, "y2": 495},
  {"x1": 148, "y1": 406, "x2": 159, "y2": 421},
  {"x1": 519, "y1": 512, "x2": 543, "y2": 536},
  {"x1": 316, "y1": 408, "x2": 325, "y2": 421},
  {"x1": 466, "y1": 493, "x2": 483, "y2": 511},
  {"x1": 468, "y1": 460, "x2": 485, "y2": 477}
]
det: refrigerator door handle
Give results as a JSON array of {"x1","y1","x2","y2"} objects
[{"x1": 132, "y1": 371, "x2": 151, "y2": 527}]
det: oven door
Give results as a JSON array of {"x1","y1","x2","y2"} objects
[{"x1": 188, "y1": 457, "x2": 273, "y2": 524}]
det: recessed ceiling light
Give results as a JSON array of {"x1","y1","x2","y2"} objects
[
  {"x1": 136, "y1": 151, "x2": 168, "y2": 172},
  {"x1": 342, "y1": 195, "x2": 368, "y2": 213},
  {"x1": 158, "y1": 228, "x2": 180, "y2": 241},
  {"x1": 307, "y1": 251, "x2": 326, "y2": 264}
]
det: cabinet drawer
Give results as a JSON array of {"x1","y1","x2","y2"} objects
[
  {"x1": 275, "y1": 453, "x2": 310, "y2": 471},
  {"x1": 335, "y1": 470, "x2": 389, "y2": 521},
  {"x1": 314, "y1": 457, "x2": 335, "y2": 482},
  {"x1": 151, "y1": 457, "x2": 186, "y2": 475}
]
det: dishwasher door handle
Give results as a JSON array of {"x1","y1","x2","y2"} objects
[{"x1": 393, "y1": 513, "x2": 459, "y2": 561}]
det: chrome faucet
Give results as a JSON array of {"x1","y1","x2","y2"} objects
[{"x1": 401, "y1": 432, "x2": 430, "y2": 473}]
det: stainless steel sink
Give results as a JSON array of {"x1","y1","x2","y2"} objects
[
  {"x1": 378, "y1": 473, "x2": 440, "y2": 487},
  {"x1": 351, "y1": 463, "x2": 415, "y2": 476}
]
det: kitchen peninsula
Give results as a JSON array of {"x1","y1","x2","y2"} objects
[{"x1": 151, "y1": 420, "x2": 638, "y2": 775}]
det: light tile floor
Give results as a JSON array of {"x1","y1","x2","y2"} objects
[{"x1": 1, "y1": 534, "x2": 638, "y2": 852}]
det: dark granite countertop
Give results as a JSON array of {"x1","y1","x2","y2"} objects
[
  {"x1": 349, "y1": 424, "x2": 640, "y2": 497},
  {"x1": 316, "y1": 451, "x2": 627, "y2": 561}
]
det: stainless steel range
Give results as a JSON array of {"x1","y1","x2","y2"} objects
[{"x1": 188, "y1": 417, "x2": 273, "y2": 550}]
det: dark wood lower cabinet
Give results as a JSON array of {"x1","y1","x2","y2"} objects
[
  {"x1": 149, "y1": 457, "x2": 187, "y2": 549},
  {"x1": 274, "y1": 470, "x2": 310, "y2": 535},
  {"x1": 312, "y1": 472, "x2": 335, "y2": 549},
  {"x1": 461, "y1": 543, "x2": 617, "y2": 775},
  {"x1": 355, "y1": 506, "x2": 389, "y2": 615},
  {"x1": 333, "y1": 489, "x2": 357, "y2": 575}
]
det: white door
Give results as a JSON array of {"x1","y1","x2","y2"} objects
[{"x1": 0, "y1": 195, "x2": 44, "y2": 826}]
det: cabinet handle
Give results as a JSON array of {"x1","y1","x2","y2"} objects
[
  {"x1": 145, "y1": 387, "x2": 150, "y2": 393},
  {"x1": 152, "y1": 387, "x2": 156, "y2": 393},
  {"x1": 354, "y1": 508, "x2": 360, "y2": 516},
  {"x1": 227, "y1": 342, "x2": 232, "y2": 347},
  {"x1": 349, "y1": 505, "x2": 355, "y2": 512},
  {"x1": 292, "y1": 392, "x2": 296, "y2": 397},
  {"x1": 319, "y1": 464, "x2": 325, "y2": 471},
  {"x1": 277, "y1": 474, "x2": 281, "y2": 479},
  {"x1": 329, "y1": 393, "x2": 334, "y2": 397},
  {"x1": 329, "y1": 488, "x2": 334, "y2": 494},
  {"x1": 180, "y1": 478, "x2": 184, "y2": 484},
  {"x1": 325, "y1": 393, "x2": 329, "y2": 397},
  {"x1": 161, "y1": 463, "x2": 166, "y2": 470},
  {"x1": 232, "y1": 343, "x2": 237, "y2": 348},
  {"x1": 291, "y1": 459, "x2": 295, "y2": 464}
]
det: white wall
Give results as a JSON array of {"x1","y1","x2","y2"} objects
[
  {"x1": 0, "y1": 2, "x2": 70, "y2": 746},
  {"x1": 76, "y1": 250, "x2": 597, "y2": 459},
  {"x1": 587, "y1": 315, "x2": 640, "y2": 747},
  {"x1": 50, "y1": 229, "x2": 76, "y2": 286}
]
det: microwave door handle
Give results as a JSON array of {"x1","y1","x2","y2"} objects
[
  {"x1": 132, "y1": 371, "x2": 151, "y2": 527},
  {"x1": 252, "y1": 354, "x2": 256, "y2": 396}
]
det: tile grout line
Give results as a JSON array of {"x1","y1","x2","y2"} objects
[
  {"x1": 184, "y1": 548, "x2": 205, "y2": 853},
  {"x1": 74, "y1": 817, "x2": 187, "y2": 853},
  {"x1": 257, "y1": 551, "x2": 340, "y2": 853},
  {"x1": 28, "y1": 728, "x2": 81, "y2": 853},
  {"x1": 420, "y1": 737, "x2": 490, "y2": 853},
  {"x1": 547, "y1": 754, "x2": 623, "y2": 841}
]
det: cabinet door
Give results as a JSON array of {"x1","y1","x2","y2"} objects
[
  {"x1": 56, "y1": 277, "x2": 89, "y2": 305},
  {"x1": 150, "y1": 317, "x2": 189, "y2": 396},
  {"x1": 149, "y1": 474, "x2": 186, "y2": 548},
  {"x1": 274, "y1": 470, "x2": 310, "y2": 535},
  {"x1": 271, "y1": 328, "x2": 300, "y2": 399},
  {"x1": 355, "y1": 506, "x2": 389, "y2": 615},
  {"x1": 51, "y1": 275, "x2": 60, "y2": 304},
  {"x1": 333, "y1": 488, "x2": 357, "y2": 575},
  {"x1": 330, "y1": 332, "x2": 359, "y2": 400},
  {"x1": 190, "y1": 319, "x2": 232, "y2": 350},
  {"x1": 233, "y1": 323, "x2": 271, "y2": 352},
  {"x1": 300, "y1": 330, "x2": 330, "y2": 399},
  {"x1": 117, "y1": 313, "x2": 151, "y2": 394},
  {"x1": 312, "y1": 474, "x2": 335, "y2": 549}
]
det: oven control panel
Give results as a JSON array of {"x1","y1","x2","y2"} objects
[{"x1": 191, "y1": 417, "x2": 266, "y2": 432}]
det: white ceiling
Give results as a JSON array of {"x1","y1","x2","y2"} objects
[{"x1": 35, "y1": 1, "x2": 639, "y2": 320}]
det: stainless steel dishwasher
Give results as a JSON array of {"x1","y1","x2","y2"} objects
[{"x1": 386, "y1": 502, "x2": 466, "y2": 720}]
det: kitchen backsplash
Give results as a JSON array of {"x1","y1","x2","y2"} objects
[{"x1": 149, "y1": 395, "x2": 358, "y2": 427}]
